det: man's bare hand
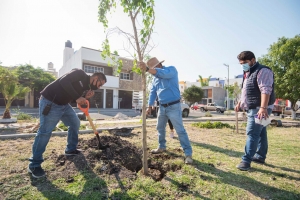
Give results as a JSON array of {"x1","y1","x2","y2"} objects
[
  {"x1": 146, "y1": 107, "x2": 152, "y2": 115},
  {"x1": 85, "y1": 90, "x2": 95, "y2": 99},
  {"x1": 257, "y1": 108, "x2": 269, "y2": 119},
  {"x1": 138, "y1": 61, "x2": 147, "y2": 71},
  {"x1": 76, "y1": 97, "x2": 87, "y2": 105},
  {"x1": 234, "y1": 103, "x2": 240, "y2": 112}
]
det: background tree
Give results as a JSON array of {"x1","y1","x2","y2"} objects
[
  {"x1": 225, "y1": 82, "x2": 241, "y2": 106},
  {"x1": 182, "y1": 85, "x2": 204, "y2": 106},
  {"x1": 0, "y1": 67, "x2": 31, "y2": 119},
  {"x1": 259, "y1": 34, "x2": 300, "y2": 119},
  {"x1": 98, "y1": 0, "x2": 155, "y2": 174},
  {"x1": 14, "y1": 64, "x2": 56, "y2": 91},
  {"x1": 198, "y1": 75, "x2": 211, "y2": 87}
]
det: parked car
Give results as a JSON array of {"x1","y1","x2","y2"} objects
[
  {"x1": 148, "y1": 103, "x2": 190, "y2": 118},
  {"x1": 272, "y1": 105, "x2": 300, "y2": 117},
  {"x1": 190, "y1": 104, "x2": 205, "y2": 110},
  {"x1": 199, "y1": 103, "x2": 226, "y2": 113}
]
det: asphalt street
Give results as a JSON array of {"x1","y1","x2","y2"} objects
[{"x1": 0, "y1": 106, "x2": 225, "y2": 119}]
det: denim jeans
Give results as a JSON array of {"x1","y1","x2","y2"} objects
[
  {"x1": 242, "y1": 108, "x2": 272, "y2": 163},
  {"x1": 156, "y1": 103, "x2": 192, "y2": 156},
  {"x1": 29, "y1": 96, "x2": 80, "y2": 167}
]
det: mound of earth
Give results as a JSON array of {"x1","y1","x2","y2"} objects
[{"x1": 47, "y1": 136, "x2": 184, "y2": 182}]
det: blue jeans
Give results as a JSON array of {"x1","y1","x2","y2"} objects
[
  {"x1": 29, "y1": 96, "x2": 80, "y2": 167},
  {"x1": 156, "y1": 103, "x2": 192, "y2": 156},
  {"x1": 242, "y1": 108, "x2": 272, "y2": 163}
]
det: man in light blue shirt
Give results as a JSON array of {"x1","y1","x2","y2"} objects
[{"x1": 139, "y1": 57, "x2": 193, "y2": 164}]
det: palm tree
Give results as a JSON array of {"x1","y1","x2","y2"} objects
[
  {"x1": 198, "y1": 75, "x2": 212, "y2": 87},
  {"x1": 0, "y1": 67, "x2": 31, "y2": 119}
]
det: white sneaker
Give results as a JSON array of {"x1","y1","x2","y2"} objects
[
  {"x1": 185, "y1": 156, "x2": 193, "y2": 164},
  {"x1": 170, "y1": 132, "x2": 174, "y2": 138}
]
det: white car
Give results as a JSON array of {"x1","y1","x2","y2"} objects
[{"x1": 148, "y1": 103, "x2": 190, "y2": 118}]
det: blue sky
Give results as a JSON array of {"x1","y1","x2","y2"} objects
[{"x1": 0, "y1": 0, "x2": 299, "y2": 81}]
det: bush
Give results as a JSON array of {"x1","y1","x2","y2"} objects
[
  {"x1": 205, "y1": 112, "x2": 212, "y2": 117},
  {"x1": 13, "y1": 109, "x2": 32, "y2": 120},
  {"x1": 57, "y1": 122, "x2": 86, "y2": 131},
  {"x1": 192, "y1": 121, "x2": 233, "y2": 129}
]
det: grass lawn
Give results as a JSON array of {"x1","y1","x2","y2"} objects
[{"x1": 0, "y1": 123, "x2": 299, "y2": 200}]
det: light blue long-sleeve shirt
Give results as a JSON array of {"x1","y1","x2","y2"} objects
[{"x1": 148, "y1": 66, "x2": 181, "y2": 106}]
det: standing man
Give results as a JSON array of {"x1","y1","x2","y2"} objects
[
  {"x1": 235, "y1": 51, "x2": 275, "y2": 171},
  {"x1": 28, "y1": 69, "x2": 107, "y2": 178},
  {"x1": 139, "y1": 57, "x2": 193, "y2": 164}
]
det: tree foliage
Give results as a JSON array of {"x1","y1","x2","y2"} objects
[
  {"x1": 259, "y1": 34, "x2": 300, "y2": 114},
  {"x1": 14, "y1": 64, "x2": 56, "y2": 91},
  {"x1": 225, "y1": 82, "x2": 241, "y2": 105},
  {"x1": 0, "y1": 66, "x2": 31, "y2": 119},
  {"x1": 182, "y1": 85, "x2": 204, "y2": 106},
  {"x1": 98, "y1": 0, "x2": 155, "y2": 73},
  {"x1": 198, "y1": 75, "x2": 211, "y2": 87}
]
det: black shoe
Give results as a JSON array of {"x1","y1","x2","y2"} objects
[
  {"x1": 252, "y1": 157, "x2": 265, "y2": 164},
  {"x1": 28, "y1": 166, "x2": 46, "y2": 178},
  {"x1": 64, "y1": 149, "x2": 82, "y2": 156},
  {"x1": 237, "y1": 161, "x2": 251, "y2": 171}
]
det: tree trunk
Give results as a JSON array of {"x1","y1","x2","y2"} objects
[
  {"x1": 235, "y1": 111, "x2": 238, "y2": 134},
  {"x1": 2, "y1": 109, "x2": 11, "y2": 119},
  {"x1": 130, "y1": 11, "x2": 148, "y2": 175},
  {"x1": 291, "y1": 110, "x2": 296, "y2": 120}
]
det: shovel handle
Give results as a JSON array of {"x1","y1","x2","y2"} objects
[{"x1": 87, "y1": 114, "x2": 99, "y2": 135}]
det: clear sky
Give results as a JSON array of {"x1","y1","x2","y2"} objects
[{"x1": 0, "y1": 0, "x2": 299, "y2": 82}]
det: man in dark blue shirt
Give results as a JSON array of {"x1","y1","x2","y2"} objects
[{"x1": 28, "y1": 69, "x2": 106, "y2": 178}]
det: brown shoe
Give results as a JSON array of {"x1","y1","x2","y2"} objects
[
  {"x1": 185, "y1": 156, "x2": 193, "y2": 164},
  {"x1": 150, "y1": 148, "x2": 166, "y2": 154}
]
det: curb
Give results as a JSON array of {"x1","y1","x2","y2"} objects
[{"x1": 0, "y1": 125, "x2": 158, "y2": 140}]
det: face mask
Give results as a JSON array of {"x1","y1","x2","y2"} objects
[
  {"x1": 241, "y1": 63, "x2": 250, "y2": 71},
  {"x1": 90, "y1": 83, "x2": 99, "y2": 90}
]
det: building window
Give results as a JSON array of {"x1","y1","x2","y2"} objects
[
  {"x1": 84, "y1": 65, "x2": 104, "y2": 73},
  {"x1": 120, "y1": 73, "x2": 130, "y2": 80}
]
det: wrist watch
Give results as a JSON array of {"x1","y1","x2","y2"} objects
[{"x1": 146, "y1": 66, "x2": 149, "y2": 72}]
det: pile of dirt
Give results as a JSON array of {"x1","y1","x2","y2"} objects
[
  {"x1": 113, "y1": 113, "x2": 128, "y2": 120},
  {"x1": 47, "y1": 136, "x2": 183, "y2": 182}
]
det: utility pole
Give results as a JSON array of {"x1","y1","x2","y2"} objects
[{"x1": 223, "y1": 64, "x2": 230, "y2": 110}]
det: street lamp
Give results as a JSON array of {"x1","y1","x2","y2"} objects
[{"x1": 223, "y1": 64, "x2": 229, "y2": 110}]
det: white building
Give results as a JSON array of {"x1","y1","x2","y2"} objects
[{"x1": 59, "y1": 40, "x2": 142, "y2": 109}]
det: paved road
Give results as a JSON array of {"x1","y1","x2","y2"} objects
[{"x1": 0, "y1": 106, "x2": 225, "y2": 119}]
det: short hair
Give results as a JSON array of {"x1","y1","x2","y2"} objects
[
  {"x1": 237, "y1": 51, "x2": 256, "y2": 61},
  {"x1": 92, "y1": 72, "x2": 107, "y2": 83}
]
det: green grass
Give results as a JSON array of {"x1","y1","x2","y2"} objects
[{"x1": 0, "y1": 124, "x2": 299, "y2": 199}]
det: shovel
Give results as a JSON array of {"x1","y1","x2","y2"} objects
[{"x1": 77, "y1": 100, "x2": 108, "y2": 150}]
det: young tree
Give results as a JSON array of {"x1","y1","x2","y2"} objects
[
  {"x1": 198, "y1": 75, "x2": 211, "y2": 87},
  {"x1": 182, "y1": 85, "x2": 204, "y2": 106},
  {"x1": 98, "y1": 0, "x2": 155, "y2": 174},
  {"x1": 259, "y1": 34, "x2": 300, "y2": 120},
  {"x1": 225, "y1": 82, "x2": 242, "y2": 133},
  {"x1": 0, "y1": 67, "x2": 31, "y2": 119}
]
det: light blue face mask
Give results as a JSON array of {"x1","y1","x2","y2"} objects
[{"x1": 241, "y1": 63, "x2": 250, "y2": 71}]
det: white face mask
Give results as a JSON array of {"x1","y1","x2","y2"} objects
[{"x1": 241, "y1": 63, "x2": 250, "y2": 71}]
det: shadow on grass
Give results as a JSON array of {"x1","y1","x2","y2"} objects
[
  {"x1": 30, "y1": 154, "x2": 109, "y2": 200},
  {"x1": 193, "y1": 160, "x2": 300, "y2": 199},
  {"x1": 191, "y1": 141, "x2": 244, "y2": 158},
  {"x1": 254, "y1": 167, "x2": 300, "y2": 181},
  {"x1": 264, "y1": 163, "x2": 300, "y2": 174}
]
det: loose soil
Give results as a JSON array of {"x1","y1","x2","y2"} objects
[{"x1": 47, "y1": 136, "x2": 183, "y2": 182}]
